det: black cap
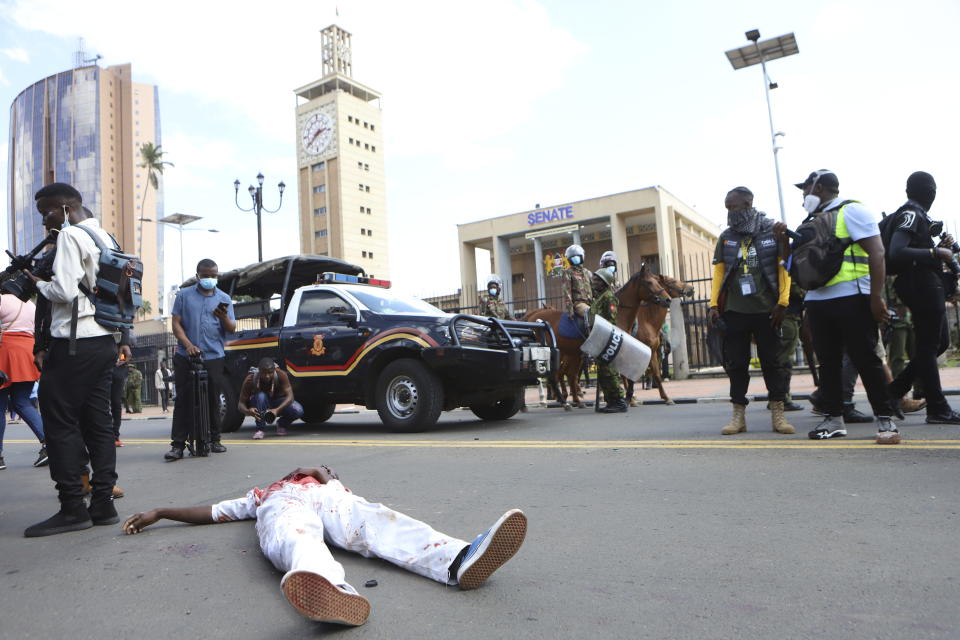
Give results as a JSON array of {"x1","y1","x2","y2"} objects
[{"x1": 794, "y1": 170, "x2": 839, "y2": 190}]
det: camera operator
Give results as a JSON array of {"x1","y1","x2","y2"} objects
[
  {"x1": 165, "y1": 258, "x2": 235, "y2": 461},
  {"x1": 22, "y1": 183, "x2": 131, "y2": 537},
  {"x1": 886, "y1": 171, "x2": 960, "y2": 424}
]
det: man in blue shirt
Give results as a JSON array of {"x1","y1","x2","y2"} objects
[{"x1": 165, "y1": 259, "x2": 236, "y2": 461}]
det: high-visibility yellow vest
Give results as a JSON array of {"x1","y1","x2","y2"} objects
[{"x1": 825, "y1": 201, "x2": 869, "y2": 287}]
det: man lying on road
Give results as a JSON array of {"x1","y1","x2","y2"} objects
[{"x1": 122, "y1": 465, "x2": 527, "y2": 626}]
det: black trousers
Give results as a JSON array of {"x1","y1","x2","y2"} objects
[
  {"x1": 890, "y1": 272, "x2": 950, "y2": 415},
  {"x1": 159, "y1": 388, "x2": 170, "y2": 412},
  {"x1": 806, "y1": 294, "x2": 893, "y2": 418},
  {"x1": 110, "y1": 365, "x2": 127, "y2": 439},
  {"x1": 38, "y1": 335, "x2": 118, "y2": 506},
  {"x1": 720, "y1": 311, "x2": 787, "y2": 405},
  {"x1": 170, "y1": 354, "x2": 227, "y2": 447}
]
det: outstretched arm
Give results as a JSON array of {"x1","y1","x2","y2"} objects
[{"x1": 123, "y1": 506, "x2": 216, "y2": 534}]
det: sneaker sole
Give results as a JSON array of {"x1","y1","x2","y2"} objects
[
  {"x1": 281, "y1": 571, "x2": 369, "y2": 625},
  {"x1": 458, "y1": 509, "x2": 527, "y2": 590}
]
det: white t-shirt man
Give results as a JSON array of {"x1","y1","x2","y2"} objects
[{"x1": 804, "y1": 198, "x2": 880, "y2": 302}]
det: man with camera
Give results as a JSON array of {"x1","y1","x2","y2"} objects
[
  {"x1": 237, "y1": 357, "x2": 303, "y2": 439},
  {"x1": 165, "y1": 259, "x2": 236, "y2": 461},
  {"x1": 885, "y1": 171, "x2": 960, "y2": 424},
  {"x1": 22, "y1": 183, "x2": 131, "y2": 537}
]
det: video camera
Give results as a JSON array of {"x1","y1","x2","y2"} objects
[
  {"x1": 1, "y1": 231, "x2": 60, "y2": 301},
  {"x1": 939, "y1": 231, "x2": 960, "y2": 276}
]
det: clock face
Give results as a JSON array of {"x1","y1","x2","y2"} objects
[{"x1": 301, "y1": 112, "x2": 333, "y2": 155}]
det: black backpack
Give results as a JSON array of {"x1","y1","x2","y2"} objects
[
  {"x1": 74, "y1": 225, "x2": 144, "y2": 331},
  {"x1": 789, "y1": 200, "x2": 855, "y2": 290}
]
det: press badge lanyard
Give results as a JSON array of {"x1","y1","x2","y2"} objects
[{"x1": 738, "y1": 238, "x2": 757, "y2": 296}]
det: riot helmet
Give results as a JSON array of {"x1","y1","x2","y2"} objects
[
  {"x1": 565, "y1": 244, "x2": 585, "y2": 267},
  {"x1": 596, "y1": 266, "x2": 616, "y2": 287},
  {"x1": 599, "y1": 250, "x2": 618, "y2": 271}
]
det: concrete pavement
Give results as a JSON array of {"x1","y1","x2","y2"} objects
[{"x1": 1, "y1": 400, "x2": 959, "y2": 639}]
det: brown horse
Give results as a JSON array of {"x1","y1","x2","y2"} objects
[
  {"x1": 524, "y1": 265, "x2": 670, "y2": 408},
  {"x1": 620, "y1": 273, "x2": 695, "y2": 405}
]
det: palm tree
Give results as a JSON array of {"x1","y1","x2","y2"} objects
[
  {"x1": 137, "y1": 142, "x2": 174, "y2": 256},
  {"x1": 137, "y1": 299, "x2": 153, "y2": 320}
]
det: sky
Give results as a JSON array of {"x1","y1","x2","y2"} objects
[{"x1": 2, "y1": 0, "x2": 959, "y2": 300}]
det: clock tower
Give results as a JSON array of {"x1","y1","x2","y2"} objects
[{"x1": 294, "y1": 24, "x2": 389, "y2": 278}]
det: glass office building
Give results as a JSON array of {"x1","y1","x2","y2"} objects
[{"x1": 7, "y1": 63, "x2": 163, "y2": 315}]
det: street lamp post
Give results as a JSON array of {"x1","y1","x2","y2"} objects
[
  {"x1": 233, "y1": 172, "x2": 285, "y2": 262},
  {"x1": 154, "y1": 213, "x2": 219, "y2": 285},
  {"x1": 725, "y1": 30, "x2": 799, "y2": 224}
]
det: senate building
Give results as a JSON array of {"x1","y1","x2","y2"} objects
[{"x1": 456, "y1": 186, "x2": 720, "y2": 309}]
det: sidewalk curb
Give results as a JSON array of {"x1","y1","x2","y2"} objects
[{"x1": 527, "y1": 389, "x2": 960, "y2": 407}]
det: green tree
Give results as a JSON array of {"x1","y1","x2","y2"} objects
[
  {"x1": 137, "y1": 142, "x2": 174, "y2": 256},
  {"x1": 138, "y1": 299, "x2": 153, "y2": 319}
]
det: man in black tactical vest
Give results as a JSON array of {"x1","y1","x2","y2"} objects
[
  {"x1": 708, "y1": 187, "x2": 793, "y2": 436},
  {"x1": 885, "y1": 171, "x2": 960, "y2": 424}
]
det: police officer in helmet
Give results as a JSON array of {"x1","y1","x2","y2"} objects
[
  {"x1": 886, "y1": 171, "x2": 960, "y2": 424},
  {"x1": 562, "y1": 244, "x2": 593, "y2": 335},
  {"x1": 591, "y1": 267, "x2": 627, "y2": 413},
  {"x1": 478, "y1": 274, "x2": 511, "y2": 320},
  {"x1": 593, "y1": 251, "x2": 618, "y2": 297}
]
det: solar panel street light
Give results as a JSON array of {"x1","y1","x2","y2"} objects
[{"x1": 725, "y1": 31, "x2": 799, "y2": 223}]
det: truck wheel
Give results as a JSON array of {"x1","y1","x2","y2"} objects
[
  {"x1": 302, "y1": 402, "x2": 336, "y2": 424},
  {"x1": 218, "y1": 384, "x2": 244, "y2": 433},
  {"x1": 375, "y1": 359, "x2": 443, "y2": 432},
  {"x1": 470, "y1": 387, "x2": 525, "y2": 421}
]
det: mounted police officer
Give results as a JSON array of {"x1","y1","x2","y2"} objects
[
  {"x1": 708, "y1": 186, "x2": 794, "y2": 436},
  {"x1": 592, "y1": 250, "x2": 618, "y2": 297},
  {"x1": 885, "y1": 171, "x2": 960, "y2": 424},
  {"x1": 477, "y1": 275, "x2": 511, "y2": 320},
  {"x1": 562, "y1": 244, "x2": 593, "y2": 336},
  {"x1": 590, "y1": 267, "x2": 627, "y2": 413}
]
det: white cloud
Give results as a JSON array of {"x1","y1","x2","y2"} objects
[{"x1": 0, "y1": 47, "x2": 30, "y2": 63}]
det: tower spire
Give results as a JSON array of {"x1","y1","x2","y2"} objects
[{"x1": 321, "y1": 24, "x2": 352, "y2": 78}]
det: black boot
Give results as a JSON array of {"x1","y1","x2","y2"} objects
[
  {"x1": 88, "y1": 499, "x2": 119, "y2": 526},
  {"x1": 24, "y1": 502, "x2": 92, "y2": 538},
  {"x1": 600, "y1": 398, "x2": 628, "y2": 413},
  {"x1": 164, "y1": 446, "x2": 184, "y2": 461}
]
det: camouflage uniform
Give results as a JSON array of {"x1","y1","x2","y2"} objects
[
  {"x1": 563, "y1": 266, "x2": 594, "y2": 316},
  {"x1": 477, "y1": 294, "x2": 511, "y2": 320},
  {"x1": 590, "y1": 288, "x2": 624, "y2": 402},
  {"x1": 124, "y1": 366, "x2": 143, "y2": 413}
]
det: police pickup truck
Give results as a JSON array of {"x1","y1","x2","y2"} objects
[{"x1": 217, "y1": 261, "x2": 557, "y2": 432}]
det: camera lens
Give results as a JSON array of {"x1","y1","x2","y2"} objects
[{"x1": 0, "y1": 272, "x2": 36, "y2": 301}]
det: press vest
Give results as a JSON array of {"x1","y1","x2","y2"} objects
[
  {"x1": 824, "y1": 201, "x2": 869, "y2": 287},
  {"x1": 718, "y1": 226, "x2": 780, "y2": 296}
]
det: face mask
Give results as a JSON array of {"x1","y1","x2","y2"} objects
[
  {"x1": 603, "y1": 263, "x2": 617, "y2": 273},
  {"x1": 60, "y1": 205, "x2": 71, "y2": 229},
  {"x1": 802, "y1": 195, "x2": 821, "y2": 214},
  {"x1": 727, "y1": 207, "x2": 761, "y2": 235},
  {"x1": 198, "y1": 277, "x2": 218, "y2": 290},
  {"x1": 570, "y1": 256, "x2": 582, "y2": 266},
  {"x1": 488, "y1": 288, "x2": 499, "y2": 296}
]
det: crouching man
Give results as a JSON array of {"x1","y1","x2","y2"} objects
[
  {"x1": 238, "y1": 357, "x2": 304, "y2": 439},
  {"x1": 122, "y1": 465, "x2": 527, "y2": 626}
]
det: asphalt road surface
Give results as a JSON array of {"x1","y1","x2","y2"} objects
[{"x1": 2, "y1": 403, "x2": 959, "y2": 640}]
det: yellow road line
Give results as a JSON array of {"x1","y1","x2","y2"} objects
[{"x1": 5, "y1": 439, "x2": 959, "y2": 449}]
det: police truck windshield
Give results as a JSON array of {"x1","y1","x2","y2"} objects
[{"x1": 347, "y1": 288, "x2": 443, "y2": 316}]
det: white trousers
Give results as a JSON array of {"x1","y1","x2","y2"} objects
[{"x1": 255, "y1": 480, "x2": 467, "y2": 589}]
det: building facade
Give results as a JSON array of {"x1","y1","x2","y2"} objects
[
  {"x1": 456, "y1": 186, "x2": 720, "y2": 312},
  {"x1": 7, "y1": 62, "x2": 163, "y2": 316},
  {"x1": 294, "y1": 25, "x2": 389, "y2": 279}
]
